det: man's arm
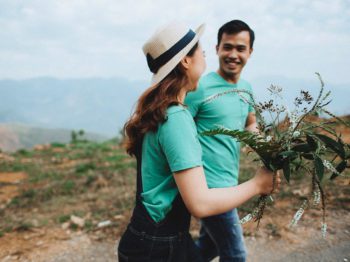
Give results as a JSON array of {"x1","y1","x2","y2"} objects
[{"x1": 245, "y1": 112, "x2": 259, "y2": 133}]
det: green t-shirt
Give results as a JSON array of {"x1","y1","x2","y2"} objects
[
  {"x1": 185, "y1": 72, "x2": 254, "y2": 188},
  {"x1": 141, "y1": 105, "x2": 202, "y2": 223}
]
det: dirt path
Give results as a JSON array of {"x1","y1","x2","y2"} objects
[
  {"x1": 1, "y1": 210, "x2": 349, "y2": 262},
  {"x1": 3, "y1": 234, "x2": 348, "y2": 262}
]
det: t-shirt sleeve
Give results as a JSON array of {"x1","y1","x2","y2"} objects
[
  {"x1": 184, "y1": 84, "x2": 205, "y2": 117},
  {"x1": 158, "y1": 110, "x2": 202, "y2": 172}
]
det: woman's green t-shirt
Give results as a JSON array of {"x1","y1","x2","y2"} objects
[{"x1": 141, "y1": 105, "x2": 202, "y2": 222}]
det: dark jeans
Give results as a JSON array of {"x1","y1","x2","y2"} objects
[
  {"x1": 118, "y1": 225, "x2": 202, "y2": 262},
  {"x1": 197, "y1": 209, "x2": 247, "y2": 262},
  {"x1": 117, "y1": 203, "x2": 203, "y2": 262}
]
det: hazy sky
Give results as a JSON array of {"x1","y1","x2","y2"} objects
[{"x1": 1, "y1": 0, "x2": 350, "y2": 84}]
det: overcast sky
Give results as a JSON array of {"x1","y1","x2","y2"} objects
[{"x1": 1, "y1": 0, "x2": 350, "y2": 85}]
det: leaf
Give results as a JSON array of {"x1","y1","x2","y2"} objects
[
  {"x1": 201, "y1": 128, "x2": 270, "y2": 153},
  {"x1": 306, "y1": 135, "x2": 318, "y2": 150},
  {"x1": 314, "y1": 155, "x2": 324, "y2": 181},
  {"x1": 301, "y1": 153, "x2": 314, "y2": 160},
  {"x1": 282, "y1": 159, "x2": 291, "y2": 183},
  {"x1": 292, "y1": 143, "x2": 312, "y2": 153},
  {"x1": 330, "y1": 160, "x2": 347, "y2": 180},
  {"x1": 314, "y1": 134, "x2": 345, "y2": 158},
  {"x1": 294, "y1": 157, "x2": 303, "y2": 171},
  {"x1": 279, "y1": 151, "x2": 297, "y2": 158}
]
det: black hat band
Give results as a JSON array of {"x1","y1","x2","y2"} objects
[{"x1": 146, "y1": 30, "x2": 196, "y2": 74}]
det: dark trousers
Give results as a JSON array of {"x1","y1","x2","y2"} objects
[
  {"x1": 197, "y1": 209, "x2": 246, "y2": 262},
  {"x1": 118, "y1": 202, "x2": 203, "y2": 262}
]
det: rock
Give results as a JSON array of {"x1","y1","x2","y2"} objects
[
  {"x1": 70, "y1": 215, "x2": 85, "y2": 228},
  {"x1": 97, "y1": 220, "x2": 112, "y2": 228},
  {"x1": 113, "y1": 215, "x2": 124, "y2": 220},
  {"x1": 62, "y1": 222, "x2": 70, "y2": 230},
  {"x1": 31, "y1": 219, "x2": 39, "y2": 227}
]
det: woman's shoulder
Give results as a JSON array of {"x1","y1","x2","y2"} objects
[
  {"x1": 161, "y1": 105, "x2": 194, "y2": 128},
  {"x1": 166, "y1": 105, "x2": 191, "y2": 117}
]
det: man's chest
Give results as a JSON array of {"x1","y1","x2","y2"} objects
[{"x1": 197, "y1": 89, "x2": 250, "y2": 130}]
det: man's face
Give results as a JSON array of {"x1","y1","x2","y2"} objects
[{"x1": 216, "y1": 31, "x2": 253, "y2": 82}]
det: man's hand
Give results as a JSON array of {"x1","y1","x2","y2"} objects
[{"x1": 245, "y1": 112, "x2": 259, "y2": 133}]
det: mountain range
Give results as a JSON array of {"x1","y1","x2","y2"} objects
[
  {"x1": 0, "y1": 77, "x2": 145, "y2": 137},
  {"x1": 0, "y1": 75, "x2": 349, "y2": 151}
]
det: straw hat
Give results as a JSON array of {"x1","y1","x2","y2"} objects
[{"x1": 143, "y1": 22, "x2": 205, "y2": 85}]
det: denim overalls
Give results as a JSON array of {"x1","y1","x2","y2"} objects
[{"x1": 117, "y1": 146, "x2": 203, "y2": 262}]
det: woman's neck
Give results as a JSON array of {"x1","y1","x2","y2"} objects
[{"x1": 178, "y1": 87, "x2": 188, "y2": 103}]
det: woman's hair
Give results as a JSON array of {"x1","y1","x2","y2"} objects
[{"x1": 124, "y1": 43, "x2": 199, "y2": 156}]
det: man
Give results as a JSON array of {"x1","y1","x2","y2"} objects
[{"x1": 185, "y1": 20, "x2": 257, "y2": 262}]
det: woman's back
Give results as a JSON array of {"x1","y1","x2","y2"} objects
[{"x1": 141, "y1": 105, "x2": 202, "y2": 223}]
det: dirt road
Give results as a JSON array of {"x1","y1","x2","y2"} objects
[{"x1": 2, "y1": 210, "x2": 349, "y2": 262}]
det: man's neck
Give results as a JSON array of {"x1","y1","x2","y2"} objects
[{"x1": 217, "y1": 69, "x2": 240, "y2": 84}]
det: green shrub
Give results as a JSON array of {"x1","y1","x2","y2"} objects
[
  {"x1": 17, "y1": 149, "x2": 32, "y2": 157},
  {"x1": 75, "y1": 162, "x2": 96, "y2": 173},
  {"x1": 62, "y1": 180, "x2": 75, "y2": 194},
  {"x1": 57, "y1": 214, "x2": 70, "y2": 224},
  {"x1": 51, "y1": 142, "x2": 66, "y2": 148},
  {"x1": 21, "y1": 189, "x2": 36, "y2": 199},
  {"x1": 16, "y1": 222, "x2": 33, "y2": 231}
]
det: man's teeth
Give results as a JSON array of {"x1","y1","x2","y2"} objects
[{"x1": 226, "y1": 61, "x2": 239, "y2": 65}]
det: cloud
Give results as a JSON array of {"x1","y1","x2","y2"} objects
[{"x1": 0, "y1": 0, "x2": 349, "y2": 84}]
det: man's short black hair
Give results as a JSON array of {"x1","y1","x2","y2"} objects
[{"x1": 217, "y1": 20, "x2": 255, "y2": 48}]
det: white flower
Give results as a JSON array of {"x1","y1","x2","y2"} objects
[
  {"x1": 292, "y1": 131, "x2": 301, "y2": 138},
  {"x1": 267, "y1": 85, "x2": 283, "y2": 97},
  {"x1": 239, "y1": 213, "x2": 253, "y2": 224},
  {"x1": 289, "y1": 200, "x2": 308, "y2": 227},
  {"x1": 322, "y1": 160, "x2": 339, "y2": 174},
  {"x1": 313, "y1": 189, "x2": 321, "y2": 206},
  {"x1": 265, "y1": 136, "x2": 272, "y2": 142},
  {"x1": 289, "y1": 112, "x2": 299, "y2": 130}
]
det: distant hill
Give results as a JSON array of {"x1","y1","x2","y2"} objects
[
  {"x1": 0, "y1": 76, "x2": 349, "y2": 139},
  {"x1": 0, "y1": 123, "x2": 108, "y2": 152},
  {"x1": 0, "y1": 77, "x2": 146, "y2": 137}
]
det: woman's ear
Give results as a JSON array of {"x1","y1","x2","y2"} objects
[{"x1": 180, "y1": 56, "x2": 190, "y2": 70}]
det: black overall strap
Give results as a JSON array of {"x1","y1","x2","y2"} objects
[
  {"x1": 131, "y1": 139, "x2": 191, "y2": 233},
  {"x1": 135, "y1": 142, "x2": 143, "y2": 204}
]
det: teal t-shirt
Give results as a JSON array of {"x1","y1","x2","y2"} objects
[
  {"x1": 141, "y1": 105, "x2": 202, "y2": 223},
  {"x1": 185, "y1": 72, "x2": 254, "y2": 188}
]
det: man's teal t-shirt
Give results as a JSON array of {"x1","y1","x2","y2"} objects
[
  {"x1": 141, "y1": 105, "x2": 202, "y2": 223},
  {"x1": 185, "y1": 72, "x2": 254, "y2": 188}
]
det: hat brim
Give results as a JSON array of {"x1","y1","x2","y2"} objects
[{"x1": 151, "y1": 23, "x2": 205, "y2": 85}]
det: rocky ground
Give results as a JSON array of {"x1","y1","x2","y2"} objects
[
  {"x1": 0, "y1": 140, "x2": 349, "y2": 262},
  {"x1": 0, "y1": 206, "x2": 349, "y2": 262}
]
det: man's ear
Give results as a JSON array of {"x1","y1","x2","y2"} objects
[
  {"x1": 216, "y1": 45, "x2": 219, "y2": 54},
  {"x1": 249, "y1": 47, "x2": 254, "y2": 55},
  {"x1": 180, "y1": 56, "x2": 190, "y2": 70}
]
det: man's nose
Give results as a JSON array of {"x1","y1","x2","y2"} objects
[{"x1": 228, "y1": 49, "x2": 238, "y2": 59}]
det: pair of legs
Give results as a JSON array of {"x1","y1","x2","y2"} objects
[{"x1": 197, "y1": 209, "x2": 247, "y2": 262}]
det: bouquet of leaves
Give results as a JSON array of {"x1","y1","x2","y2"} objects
[{"x1": 202, "y1": 73, "x2": 350, "y2": 235}]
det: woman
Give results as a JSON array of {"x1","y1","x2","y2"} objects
[{"x1": 118, "y1": 22, "x2": 280, "y2": 261}]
